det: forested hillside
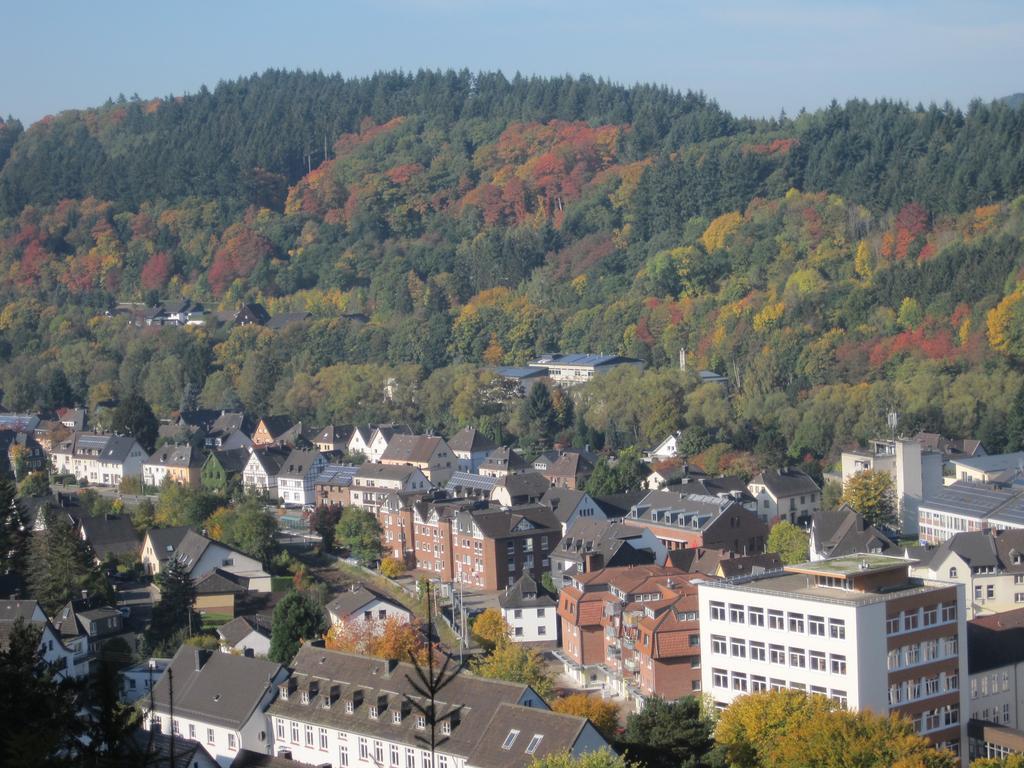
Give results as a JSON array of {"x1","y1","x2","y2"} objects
[{"x1": 3, "y1": 69, "x2": 1024, "y2": 468}]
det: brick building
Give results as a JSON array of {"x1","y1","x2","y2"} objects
[{"x1": 623, "y1": 491, "x2": 768, "y2": 555}]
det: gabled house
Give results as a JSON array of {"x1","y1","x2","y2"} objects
[
  {"x1": 205, "y1": 412, "x2": 254, "y2": 451},
  {"x1": 551, "y1": 518, "x2": 664, "y2": 586},
  {"x1": 143, "y1": 443, "x2": 204, "y2": 489},
  {"x1": 2, "y1": 429, "x2": 46, "y2": 479},
  {"x1": 365, "y1": 424, "x2": 413, "y2": 464},
  {"x1": 345, "y1": 425, "x2": 374, "y2": 458},
  {"x1": 500, "y1": 573, "x2": 557, "y2": 643},
  {"x1": 313, "y1": 424, "x2": 353, "y2": 454},
  {"x1": 202, "y1": 448, "x2": 252, "y2": 494},
  {"x1": 276, "y1": 448, "x2": 327, "y2": 507},
  {"x1": 324, "y1": 585, "x2": 412, "y2": 628},
  {"x1": 217, "y1": 616, "x2": 271, "y2": 657},
  {"x1": 313, "y1": 464, "x2": 358, "y2": 508},
  {"x1": 490, "y1": 472, "x2": 551, "y2": 507},
  {"x1": 648, "y1": 432, "x2": 683, "y2": 460},
  {"x1": 51, "y1": 432, "x2": 148, "y2": 486},
  {"x1": 379, "y1": 434, "x2": 454, "y2": 485},
  {"x1": 540, "y1": 487, "x2": 604, "y2": 534},
  {"x1": 448, "y1": 426, "x2": 497, "y2": 473},
  {"x1": 748, "y1": 467, "x2": 822, "y2": 524},
  {"x1": 51, "y1": 594, "x2": 129, "y2": 663},
  {"x1": 194, "y1": 569, "x2": 248, "y2": 618},
  {"x1": 663, "y1": 547, "x2": 782, "y2": 578},
  {"x1": 809, "y1": 505, "x2": 896, "y2": 561},
  {"x1": 0, "y1": 599, "x2": 89, "y2": 679},
  {"x1": 143, "y1": 646, "x2": 288, "y2": 767},
  {"x1": 539, "y1": 450, "x2": 596, "y2": 491},
  {"x1": 141, "y1": 528, "x2": 272, "y2": 591},
  {"x1": 77, "y1": 513, "x2": 141, "y2": 563},
  {"x1": 252, "y1": 416, "x2": 303, "y2": 448},
  {"x1": 233, "y1": 303, "x2": 270, "y2": 327},
  {"x1": 479, "y1": 446, "x2": 528, "y2": 478},
  {"x1": 242, "y1": 446, "x2": 291, "y2": 498}
]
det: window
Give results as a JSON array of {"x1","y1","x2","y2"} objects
[
  {"x1": 830, "y1": 654, "x2": 847, "y2": 675},
  {"x1": 923, "y1": 606, "x2": 937, "y2": 626},
  {"x1": 710, "y1": 602, "x2": 726, "y2": 621},
  {"x1": 391, "y1": 745, "x2": 400, "y2": 767},
  {"x1": 712, "y1": 669, "x2": 729, "y2": 688},
  {"x1": 731, "y1": 639, "x2": 746, "y2": 658},
  {"x1": 340, "y1": 745, "x2": 349, "y2": 767},
  {"x1": 789, "y1": 648, "x2": 806, "y2": 668},
  {"x1": 369, "y1": 705, "x2": 379, "y2": 720},
  {"x1": 291, "y1": 721, "x2": 299, "y2": 743},
  {"x1": 514, "y1": 609, "x2": 523, "y2": 619},
  {"x1": 768, "y1": 610, "x2": 784, "y2": 630},
  {"x1": 359, "y1": 737, "x2": 368, "y2": 760},
  {"x1": 502, "y1": 729, "x2": 520, "y2": 750},
  {"x1": 319, "y1": 728, "x2": 328, "y2": 750},
  {"x1": 393, "y1": 710, "x2": 403, "y2": 724},
  {"x1": 808, "y1": 616, "x2": 825, "y2": 636},
  {"x1": 987, "y1": 585, "x2": 996, "y2": 599},
  {"x1": 750, "y1": 641, "x2": 766, "y2": 661},
  {"x1": 305, "y1": 725, "x2": 314, "y2": 747},
  {"x1": 769, "y1": 644, "x2": 786, "y2": 664},
  {"x1": 421, "y1": 753, "x2": 432, "y2": 768},
  {"x1": 948, "y1": 567, "x2": 958, "y2": 578},
  {"x1": 941, "y1": 603, "x2": 957, "y2": 622},
  {"x1": 189, "y1": 724, "x2": 196, "y2": 740},
  {"x1": 416, "y1": 715, "x2": 426, "y2": 730},
  {"x1": 375, "y1": 741, "x2": 384, "y2": 764},
  {"x1": 228, "y1": 734, "x2": 237, "y2": 751},
  {"x1": 751, "y1": 675, "x2": 767, "y2": 692},
  {"x1": 345, "y1": 700, "x2": 354, "y2": 714},
  {"x1": 886, "y1": 616, "x2": 900, "y2": 634},
  {"x1": 729, "y1": 605, "x2": 745, "y2": 623},
  {"x1": 770, "y1": 678, "x2": 786, "y2": 691},
  {"x1": 526, "y1": 735, "x2": 544, "y2": 755},
  {"x1": 276, "y1": 720, "x2": 285, "y2": 740},
  {"x1": 438, "y1": 757, "x2": 448, "y2": 768},
  {"x1": 748, "y1": 607, "x2": 765, "y2": 627},
  {"x1": 711, "y1": 635, "x2": 727, "y2": 655},
  {"x1": 788, "y1": 613, "x2": 805, "y2": 633},
  {"x1": 407, "y1": 748, "x2": 416, "y2": 768},
  {"x1": 830, "y1": 690, "x2": 847, "y2": 708},
  {"x1": 829, "y1": 618, "x2": 846, "y2": 639},
  {"x1": 809, "y1": 651, "x2": 826, "y2": 671},
  {"x1": 538, "y1": 626, "x2": 546, "y2": 636},
  {"x1": 732, "y1": 672, "x2": 748, "y2": 692},
  {"x1": 441, "y1": 719, "x2": 452, "y2": 735},
  {"x1": 207, "y1": 728, "x2": 215, "y2": 746}
]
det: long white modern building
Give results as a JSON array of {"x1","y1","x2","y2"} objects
[{"x1": 698, "y1": 553, "x2": 968, "y2": 762}]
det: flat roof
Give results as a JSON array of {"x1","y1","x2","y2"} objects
[
  {"x1": 700, "y1": 572, "x2": 953, "y2": 606},
  {"x1": 920, "y1": 482, "x2": 1024, "y2": 522},
  {"x1": 786, "y1": 553, "x2": 915, "y2": 577}
]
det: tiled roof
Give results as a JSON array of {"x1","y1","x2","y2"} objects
[
  {"x1": 447, "y1": 426, "x2": 497, "y2": 454},
  {"x1": 380, "y1": 434, "x2": 445, "y2": 464}
]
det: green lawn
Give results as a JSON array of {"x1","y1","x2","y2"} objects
[
  {"x1": 270, "y1": 576, "x2": 294, "y2": 591},
  {"x1": 200, "y1": 612, "x2": 233, "y2": 631}
]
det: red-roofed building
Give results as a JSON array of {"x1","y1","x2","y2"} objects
[{"x1": 557, "y1": 563, "x2": 704, "y2": 708}]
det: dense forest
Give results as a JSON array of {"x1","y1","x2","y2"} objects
[{"x1": 3, "y1": 69, "x2": 1024, "y2": 471}]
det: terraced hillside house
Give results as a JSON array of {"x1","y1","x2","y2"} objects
[
  {"x1": 276, "y1": 448, "x2": 327, "y2": 507},
  {"x1": 623, "y1": 490, "x2": 768, "y2": 555},
  {"x1": 0, "y1": 599, "x2": 90, "y2": 680},
  {"x1": 242, "y1": 446, "x2": 291, "y2": 498},
  {"x1": 448, "y1": 426, "x2": 497, "y2": 474},
  {"x1": 141, "y1": 527, "x2": 272, "y2": 591},
  {"x1": 202, "y1": 447, "x2": 253, "y2": 494},
  {"x1": 266, "y1": 644, "x2": 608, "y2": 767},
  {"x1": 51, "y1": 431, "x2": 148, "y2": 486},
  {"x1": 699, "y1": 553, "x2": 968, "y2": 760},
  {"x1": 747, "y1": 467, "x2": 822, "y2": 525}
]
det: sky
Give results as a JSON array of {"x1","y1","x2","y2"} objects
[{"x1": 3, "y1": 0, "x2": 1023, "y2": 125}]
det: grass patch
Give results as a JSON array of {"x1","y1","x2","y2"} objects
[
  {"x1": 270, "y1": 576, "x2": 294, "y2": 591},
  {"x1": 200, "y1": 612, "x2": 233, "y2": 630}
]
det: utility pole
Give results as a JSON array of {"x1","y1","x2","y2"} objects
[{"x1": 168, "y1": 669, "x2": 175, "y2": 768}]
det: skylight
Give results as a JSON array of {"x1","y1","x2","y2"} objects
[
  {"x1": 502, "y1": 729, "x2": 520, "y2": 750},
  {"x1": 526, "y1": 735, "x2": 543, "y2": 754}
]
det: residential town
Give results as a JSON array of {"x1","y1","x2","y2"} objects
[{"x1": 6, "y1": 384, "x2": 1024, "y2": 768}]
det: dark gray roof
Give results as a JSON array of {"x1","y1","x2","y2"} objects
[
  {"x1": 811, "y1": 505, "x2": 895, "y2": 559},
  {"x1": 121, "y1": 728, "x2": 216, "y2": 768},
  {"x1": 593, "y1": 491, "x2": 646, "y2": 519},
  {"x1": 194, "y1": 568, "x2": 247, "y2": 595},
  {"x1": 209, "y1": 411, "x2": 251, "y2": 438},
  {"x1": 147, "y1": 526, "x2": 192, "y2": 559},
  {"x1": 324, "y1": 586, "x2": 405, "y2": 620},
  {"x1": 145, "y1": 443, "x2": 200, "y2": 468},
  {"x1": 480, "y1": 446, "x2": 528, "y2": 473},
  {"x1": 555, "y1": 518, "x2": 658, "y2": 571},
  {"x1": 494, "y1": 471, "x2": 551, "y2": 501},
  {"x1": 209, "y1": 447, "x2": 253, "y2": 474},
  {"x1": 467, "y1": 504, "x2": 561, "y2": 539},
  {"x1": 920, "y1": 482, "x2": 1024, "y2": 527},
  {"x1": 0, "y1": 599, "x2": 44, "y2": 623},
  {"x1": 218, "y1": 616, "x2": 271, "y2": 646},
  {"x1": 445, "y1": 472, "x2": 498, "y2": 494},
  {"x1": 172, "y1": 529, "x2": 216, "y2": 571},
  {"x1": 278, "y1": 448, "x2": 324, "y2": 479},
  {"x1": 380, "y1": 434, "x2": 445, "y2": 464},
  {"x1": 315, "y1": 424, "x2": 353, "y2": 444},
  {"x1": 268, "y1": 645, "x2": 586, "y2": 763},
  {"x1": 448, "y1": 427, "x2": 497, "y2": 454},
  {"x1": 629, "y1": 490, "x2": 736, "y2": 530},
  {"x1": 498, "y1": 574, "x2": 555, "y2": 610},
  {"x1": 258, "y1": 415, "x2": 296, "y2": 439},
  {"x1": 150, "y1": 645, "x2": 283, "y2": 730},
  {"x1": 968, "y1": 608, "x2": 1024, "y2": 674},
  {"x1": 250, "y1": 446, "x2": 291, "y2": 475},
  {"x1": 78, "y1": 514, "x2": 141, "y2": 559},
  {"x1": 466, "y1": 702, "x2": 591, "y2": 768},
  {"x1": 717, "y1": 552, "x2": 784, "y2": 578},
  {"x1": 229, "y1": 749, "x2": 305, "y2": 768},
  {"x1": 935, "y1": 528, "x2": 1024, "y2": 572},
  {"x1": 540, "y1": 488, "x2": 591, "y2": 523},
  {"x1": 355, "y1": 464, "x2": 422, "y2": 482},
  {"x1": 751, "y1": 467, "x2": 820, "y2": 497}
]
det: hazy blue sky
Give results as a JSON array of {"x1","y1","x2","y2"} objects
[{"x1": 4, "y1": 1, "x2": 1023, "y2": 125}]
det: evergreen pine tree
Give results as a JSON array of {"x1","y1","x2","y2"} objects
[{"x1": 27, "y1": 506, "x2": 111, "y2": 615}]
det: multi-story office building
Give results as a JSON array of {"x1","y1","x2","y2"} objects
[
  {"x1": 918, "y1": 482, "x2": 1024, "y2": 545},
  {"x1": 698, "y1": 553, "x2": 968, "y2": 760}
]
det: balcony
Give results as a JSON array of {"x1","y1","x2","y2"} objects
[
  {"x1": 624, "y1": 657, "x2": 639, "y2": 672},
  {"x1": 604, "y1": 603, "x2": 622, "y2": 618},
  {"x1": 622, "y1": 636, "x2": 635, "y2": 650},
  {"x1": 606, "y1": 646, "x2": 621, "y2": 658}
]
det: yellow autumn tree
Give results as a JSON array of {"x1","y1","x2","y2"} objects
[
  {"x1": 753, "y1": 301, "x2": 785, "y2": 332},
  {"x1": 700, "y1": 211, "x2": 742, "y2": 252},
  {"x1": 854, "y1": 240, "x2": 873, "y2": 280},
  {"x1": 551, "y1": 694, "x2": 621, "y2": 739},
  {"x1": 988, "y1": 286, "x2": 1024, "y2": 357}
]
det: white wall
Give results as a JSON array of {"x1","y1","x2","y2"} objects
[{"x1": 502, "y1": 604, "x2": 557, "y2": 642}]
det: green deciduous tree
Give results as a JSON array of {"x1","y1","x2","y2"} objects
[
  {"x1": 767, "y1": 521, "x2": 810, "y2": 565},
  {"x1": 585, "y1": 446, "x2": 648, "y2": 495},
  {"x1": 528, "y1": 748, "x2": 635, "y2": 768},
  {"x1": 335, "y1": 507, "x2": 384, "y2": 564},
  {"x1": 620, "y1": 696, "x2": 716, "y2": 768},
  {"x1": 147, "y1": 557, "x2": 199, "y2": 654},
  {"x1": 269, "y1": 590, "x2": 325, "y2": 664},
  {"x1": 841, "y1": 469, "x2": 898, "y2": 529},
  {"x1": 470, "y1": 639, "x2": 554, "y2": 700},
  {"x1": 207, "y1": 496, "x2": 278, "y2": 563}
]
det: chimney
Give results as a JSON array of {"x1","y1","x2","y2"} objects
[
  {"x1": 194, "y1": 649, "x2": 212, "y2": 671},
  {"x1": 81, "y1": 589, "x2": 89, "y2": 600}
]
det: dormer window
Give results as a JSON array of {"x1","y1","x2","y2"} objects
[
  {"x1": 345, "y1": 700, "x2": 354, "y2": 714},
  {"x1": 502, "y1": 730, "x2": 520, "y2": 750},
  {"x1": 392, "y1": 710, "x2": 402, "y2": 724},
  {"x1": 526, "y1": 735, "x2": 543, "y2": 754},
  {"x1": 441, "y1": 719, "x2": 451, "y2": 735},
  {"x1": 416, "y1": 715, "x2": 426, "y2": 730},
  {"x1": 369, "y1": 705, "x2": 378, "y2": 719}
]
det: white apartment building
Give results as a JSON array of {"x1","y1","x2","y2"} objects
[
  {"x1": 267, "y1": 644, "x2": 608, "y2": 768},
  {"x1": 276, "y1": 448, "x2": 327, "y2": 507},
  {"x1": 698, "y1": 553, "x2": 968, "y2": 761},
  {"x1": 51, "y1": 432, "x2": 147, "y2": 486}
]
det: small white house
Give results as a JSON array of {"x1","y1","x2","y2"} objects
[
  {"x1": 275, "y1": 447, "x2": 326, "y2": 507},
  {"x1": 499, "y1": 574, "x2": 557, "y2": 643},
  {"x1": 217, "y1": 616, "x2": 272, "y2": 657},
  {"x1": 241, "y1": 446, "x2": 290, "y2": 498},
  {"x1": 324, "y1": 585, "x2": 412, "y2": 628},
  {"x1": 120, "y1": 658, "x2": 171, "y2": 703}
]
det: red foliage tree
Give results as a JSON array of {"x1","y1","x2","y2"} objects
[{"x1": 140, "y1": 251, "x2": 173, "y2": 292}]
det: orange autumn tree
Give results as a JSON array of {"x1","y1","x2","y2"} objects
[{"x1": 326, "y1": 615, "x2": 428, "y2": 664}]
